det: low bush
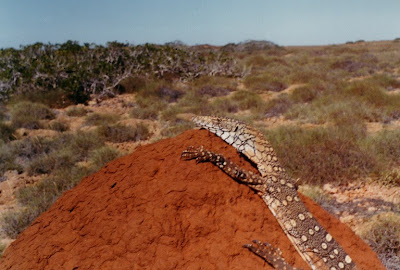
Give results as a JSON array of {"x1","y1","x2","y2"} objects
[
  {"x1": 244, "y1": 74, "x2": 287, "y2": 92},
  {"x1": 0, "y1": 122, "x2": 15, "y2": 143},
  {"x1": 360, "y1": 213, "x2": 400, "y2": 270},
  {"x1": 89, "y1": 146, "x2": 120, "y2": 170},
  {"x1": 84, "y1": 112, "x2": 120, "y2": 126},
  {"x1": 195, "y1": 86, "x2": 232, "y2": 97},
  {"x1": 263, "y1": 94, "x2": 293, "y2": 118},
  {"x1": 47, "y1": 120, "x2": 69, "y2": 132},
  {"x1": 364, "y1": 129, "x2": 400, "y2": 166},
  {"x1": 96, "y1": 123, "x2": 150, "y2": 143},
  {"x1": 230, "y1": 90, "x2": 264, "y2": 111},
  {"x1": 160, "y1": 120, "x2": 193, "y2": 138},
  {"x1": 264, "y1": 125, "x2": 377, "y2": 184},
  {"x1": 116, "y1": 76, "x2": 147, "y2": 93},
  {"x1": 130, "y1": 96, "x2": 168, "y2": 120},
  {"x1": 10, "y1": 101, "x2": 55, "y2": 129}
]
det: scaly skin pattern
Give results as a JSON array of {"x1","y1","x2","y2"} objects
[{"x1": 186, "y1": 116, "x2": 358, "y2": 270}]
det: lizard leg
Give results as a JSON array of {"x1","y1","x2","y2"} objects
[
  {"x1": 244, "y1": 240, "x2": 302, "y2": 270},
  {"x1": 181, "y1": 146, "x2": 264, "y2": 190}
]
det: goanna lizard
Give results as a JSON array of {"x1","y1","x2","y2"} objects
[{"x1": 181, "y1": 116, "x2": 357, "y2": 270}]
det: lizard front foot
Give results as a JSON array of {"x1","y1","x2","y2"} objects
[
  {"x1": 244, "y1": 240, "x2": 302, "y2": 270},
  {"x1": 181, "y1": 146, "x2": 208, "y2": 163}
]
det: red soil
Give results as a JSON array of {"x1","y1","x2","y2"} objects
[{"x1": 0, "y1": 129, "x2": 384, "y2": 270}]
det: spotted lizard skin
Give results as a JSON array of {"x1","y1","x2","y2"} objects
[{"x1": 184, "y1": 116, "x2": 357, "y2": 270}]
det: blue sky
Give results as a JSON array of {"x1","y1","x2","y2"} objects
[{"x1": 1, "y1": 0, "x2": 400, "y2": 48}]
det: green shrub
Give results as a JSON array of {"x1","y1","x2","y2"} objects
[
  {"x1": 84, "y1": 112, "x2": 120, "y2": 126},
  {"x1": 96, "y1": 123, "x2": 150, "y2": 142},
  {"x1": 264, "y1": 125, "x2": 376, "y2": 184},
  {"x1": 66, "y1": 106, "x2": 89, "y2": 117},
  {"x1": 89, "y1": 146, "x2": 120, "y2": 169},
  {"x1": 10, "y1": 101, "x2": 55, "y2": 129}
]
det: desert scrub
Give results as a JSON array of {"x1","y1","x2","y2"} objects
[
  {"x1": 371, "y1": 73, "x2": 400, "y2": 90},
  {"x1": 10, "y1": 101, "x2": 55, "y2": 129},
  {"x1": 379, "y1": 169, "x2": 400, "y2": 187},
  {"x1": 0, "y1": 241, "x2": 5, "y2": 258},
  {"x1": 130, "y1": 96, "x2": 168, "y2": 120},
  {"x1": 191, "y1": 75, "x2": 237, "y2": 90},
  {"x1": 4, "y1": 165, "x2": 96, "y2": 238},
  {"x1": 89, "y1": 146, "x2": 120, "y2": 170},
  {"x1": 96, "y1": 123, "x2": 150, "y2": 143},
  {"x1": 84, "y1": 112, "x2": 121, "y2": 126},
  {"x1": 364, "y1": 129, "x2": 400, "y2": 167},
  {"x1": 160, "y1": 120, "x2": 193, "y2": 138},
  {"x1": 230, "y1": 90, "x2": 264, "y2": 112},
  {"x1": 47, "y1": 120, "x2": 69, "y2": 132},
  {"x1": 261, "y1": 94, "x2": 293, "y2": 118},
  {"x1": 195, "y1": 85, "x2": 232, "y2": 97},
  {"x1": 286, "y1": 94, "x2": 384, "y2": 124},
  {"x1": 264, "y1": 125, "x2": 376, "y2": 184},
  {"x1": 244, "y1": 73, "x2": 287, "y2": 92},
  {"x1": 359, "y1": 213, "x2": 400, "y2": 270},
  {"x1": 0, "y1": 122, "x2": 15, "y2": 143},
  {"x1": 66, "y1": 105, "x2": 89, "y2": 117}
]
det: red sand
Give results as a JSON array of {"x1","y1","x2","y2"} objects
[{"x1": 0, "y1": 129, "x2": 384, "y2": 269}]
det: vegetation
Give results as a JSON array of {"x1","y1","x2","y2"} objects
[
  {"x1": 1, "y1": 40, "x2": 400, "y2": 267},
  {"x1": 10, "y1": 101, "x2": 55, "y2": 129}
]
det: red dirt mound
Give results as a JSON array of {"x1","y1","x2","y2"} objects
[{"x1": 0, "y1": 129, "x2": 384, "y2": 270}]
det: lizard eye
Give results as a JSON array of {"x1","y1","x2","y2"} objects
[{"x1": 234, "y1": 126, "x2": 239, "y2": 132}]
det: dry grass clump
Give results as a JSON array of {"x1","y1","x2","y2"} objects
[
  {"x1": 364, "y1": 129, "x2": 400, "y2": 167},
  {"x1": 0, "y1": 122, "x2": 15, "y2": 144},
  {"x1": 66, "y1": 105, "x2": 90, "y2": 117},
  {"x1": 195, "y1": 86, "x2": 232, "y2": 97},
  {"x1": 263, "y1": 94, "x2": 293, "y2": 118},
  {"x1": 1, "y1": 129, "x2": 122, "y2": 237},
  {"x1": 359, "y1": 213, "x2": 400, "y2": 270},
  {"x1": 371, "y1": 74, "x2": 400, "y2": 90},
  {"x1": 89, "y1": 146, "x2": 121, "y2": 169},
  {"x1": 160, "y1": 120, "x2": 193, "y2": 138},
  {"x1": 96, "y1": 123, "x2": 150, "y2": 143},
  {"x1": 84, "y1": 112, "x2": 121, "y2": 126},
  {"x1": 130, "y1": 96, "x2": 167, "y2": 120},
  {"x1": 47, "y1": 120, "x2": 69, "y2": 132},
  {"x1": 264, "y1": 125, "x2": 376, "y2": 185},
  {"x1": 10, "y1": 101, "x2": 55, "y2": 129},
  {"x1": 244, "y1": 73, "x2": 288, "y2": 92}
]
